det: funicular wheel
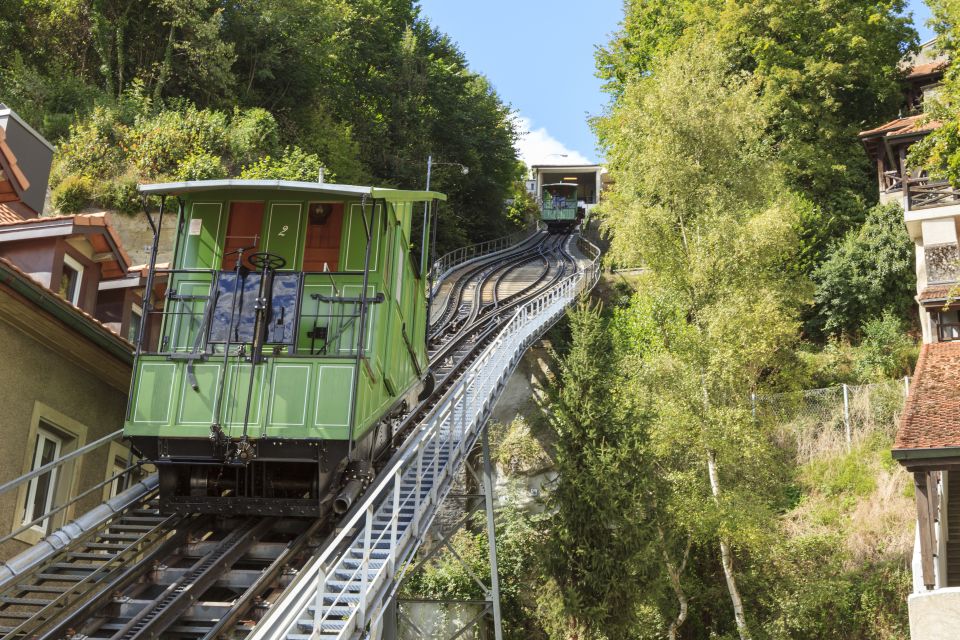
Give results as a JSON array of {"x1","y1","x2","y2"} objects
[{"x1": 248, "y1": 251, "x2": 287, "y2": 271}]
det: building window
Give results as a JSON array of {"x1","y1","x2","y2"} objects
[
  {"x1": 21, "y1": 424, "x2": 63, "y2": 533},
  {"x1": 108, "y1": 456, "x2": 128, "y2": 498},
  {"x1": 60, "y1": 254, "x2": 84, "y2": 305},
  {"x1": 938, "y1": 310, "x2": 960, "y2": 342},
  {"x1": 128, "y1": 303, "x2": 143, "y2": 344}
]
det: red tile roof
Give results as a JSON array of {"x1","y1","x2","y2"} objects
[
  {"x1": 0, "y1": 212, "x2": 133, "y2": 275},
  {"x1": 0, "y1": 203, "x2": 26, "y2": 224},
  {"x1": 859, "y1": 114, "x2": 941, "y2": 139},
  {"x1": 896, "y1": 342, "x2": 960, "y2": 450},
  {"x1": 0, "y1": 256, "x2": 132, "y2": 349},
  {"x1": 919, "y1": 284, "x2": 958, "y2": 304},
  {"x1": 907, "y1": 60, "x2": 948, "y2": 79}
]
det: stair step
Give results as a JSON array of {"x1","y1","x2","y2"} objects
[
  {"x1": 49, "y1": 562, "x2": 104, "y2": 572},
  {"x1": 107, "y1": 524, "x2": 156, "y2": 532},
  {"x1": 14, "y1": 584, "x2": 70, "y2": 594},
  {"x1": 83, "y1": 542, "x2": 127, "y2": 551},
  {"x1": 68, "y1": 552, "x2": 118, "y2": 561},
  {"x1": 0, "y1": 596, "x2": 55, "y2": 606}
]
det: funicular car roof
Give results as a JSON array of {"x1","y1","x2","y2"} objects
[{"x1": 138, "y1": 179, "x2": 447, "y2": 202}]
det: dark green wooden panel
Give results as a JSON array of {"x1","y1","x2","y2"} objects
[
  {"x1": 344, "y1": 203, "x2": 382, "y2": 272},
  {"x1": 176, "y1": 363, "x2": 221, "y2": 425},
  {"x1": 267, "y1": 363, "x2": 312, "y2": 430},
  {"x1": 132, "y1": 361, "x2": 176, "y2": 424},
  {"x1": 263, "y1": 202, "x2": 303, "y2": 270},
  {"x1": 182, "y1": 202, "x2": 224, "y2": 269},
  {"x1": 314, "y1": 364, "x2": 354, "y2": 428}
]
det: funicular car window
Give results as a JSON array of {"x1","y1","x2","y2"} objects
[{"x1": 208, "y1": 272, "x2": 299, "y2": 345}]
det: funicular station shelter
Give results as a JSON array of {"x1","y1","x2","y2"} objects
[{"x1": 529, "y1": 164, "x2": 608, "y2": 217}]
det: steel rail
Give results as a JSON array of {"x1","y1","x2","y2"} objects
[
  {"x1": 429, "y1": 232, "x2": 549, "y2": 336},
  {"x1": 0, "y1": 234, "x2": 595, "y2": 640},
  {"x1": 248, "y1": 233, "x2": 600, "y2": 640}
]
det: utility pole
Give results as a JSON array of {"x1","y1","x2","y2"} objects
[{"x1": 423, "y1": 155, "x2": 434, "y2": 341}]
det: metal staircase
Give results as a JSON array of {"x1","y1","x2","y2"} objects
[{"x1": 250, "y1": 236, "x2": 600, "y2": 640}]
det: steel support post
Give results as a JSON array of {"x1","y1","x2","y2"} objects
[{"x1": 481, "y1": 424, "x2": 504, "y2": 640}]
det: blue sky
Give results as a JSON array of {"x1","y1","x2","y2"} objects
[{"x1": 417, "y1": 0, "x2": 937, "y2": 166}]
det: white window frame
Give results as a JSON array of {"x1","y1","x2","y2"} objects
[
  {"x1": 62, "y1": 253, "x2": 85, "y2": 305},
  {"x1": 103, "y1": 441, "x2": 132, "y2": 500},
  {"x1": 128, "y1": 303, "x2": 144, "y2": 343},
  {"x1": 12, "y1": 403, "x2": 87, "y2": 545},
  {"x1": 21, "y1": 425, "x2": 64, "y2": 534}
]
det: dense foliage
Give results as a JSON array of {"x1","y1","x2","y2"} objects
[
  {"x1": 520, "y1": 1, "x2": 920, "y2": 636},
  {"x1": 597, "y1": 0, "x2": 915, "y2": 273},
  {"x1": 908, "y1": 1, "x2": 960, "y2": 185},
  {"x1": 0, "y1": 0, "x2": 523, "y2": 253},
  {"x1": 809, "y1": 202, "x2": 917, "y2": 338}
]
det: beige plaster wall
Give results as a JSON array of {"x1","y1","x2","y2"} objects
[
  {"x1": 909, "y1": 589, "x2": 960, "y2": 639},
  {"x1": 0, "y1": 321, "x2": 128, "y2": 560}
]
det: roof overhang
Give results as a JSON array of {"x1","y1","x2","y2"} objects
[
  {"x1": 532, "y1": 164, "x2": 605, "y2": 172},
  {"x1": 138, "y1": 179, "x2": 447, "y2": 202},
  {"x1": 0, "y1": 257, "x2": 132, "y2": 368},
  {"x1": 0, "y1": 214, "x2": 131, "y2": 275},
  {"x1": 892, "y1": 447, "x2": 960, "y2": 471}
]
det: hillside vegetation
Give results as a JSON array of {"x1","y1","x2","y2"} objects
[
  {"x1": 0, "y1": 0, "x2": 530, "y2": 253},
  {"x1": 405, "y1": 0, "x2": 933, "y2": 637}
]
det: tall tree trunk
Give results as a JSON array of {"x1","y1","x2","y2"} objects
[
  {"x1": 657, "y1": 522, "x2": 691, "y2": 640},
  {"x1": 701, "y1": 376, "x2": 751, "y2": 640},
  {"x1": 154, "y1": 22, "x2": 176, "y2": 102},
  {"x1": 706, "y1": 448, "x2": 751, "y2": 640}
]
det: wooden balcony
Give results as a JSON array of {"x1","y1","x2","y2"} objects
[{"x1": 908, "y1": 176, "x2": 960, "y2": 211}]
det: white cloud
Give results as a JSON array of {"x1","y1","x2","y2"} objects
[{"x1": 512, "y1": 115, "x2": 591, "y2": 168}]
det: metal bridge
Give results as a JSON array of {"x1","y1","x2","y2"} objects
[{"x1": 0, "y1": 230, "x2": 600, "y2": 640}]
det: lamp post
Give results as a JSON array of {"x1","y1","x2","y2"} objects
[{"x1": 422, "y1": 155, "x2": 469, "y2": 343}]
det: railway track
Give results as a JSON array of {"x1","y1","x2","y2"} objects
[{"x1": 0, "y1": 233, "x2": 581, "y2": 640}]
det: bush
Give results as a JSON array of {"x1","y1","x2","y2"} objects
[
  {"x1": 94, "y1": 172, "x2": 142, "y2": 214},
  {"x1": 227, "y1": 107, "x2": 280, "y2": 168},
  {"x1": 853, "y1": 312, "x2": 918, "y2": 382},
  {"x1": 51, "y1": 175, "x2": 93, "y2": 213},
  {"x1": 809, "y1": 202, "x2": 916, "y2": 339},
  {"x1": 50, "y1": 99, "x2": 295, "y2": 212},
  {"x1": 128, "y1": 105, "x2": 229, "y2": 178},
  {"x1": 176, "y1": 151, "x2": 227, "y2": 181},
  {"x1": 52, "y1": 107, "x2": 126, "y2": 183},
  {"x1": 240, "y1": 145, "x2": 327, "y2": 182}
]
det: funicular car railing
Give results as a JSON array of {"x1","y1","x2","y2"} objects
[
  {"x1": 249, "y1": 236, "x2": 601, "y2": 640},
  {"x1": 430, "y1": 226, "x2": 538, "y2": 289},
  {"x1": 138, "y1": 267, "x2": 379, "y2": 359}
]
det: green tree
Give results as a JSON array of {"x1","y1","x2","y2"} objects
[
  {"x1": 809, "y1": 202, "x2": 917, "y2": 338},
  {"x1": 597, "y1": 0, "x2": 916, "y2": 270},
  {"x1": 543, "y1": 302, "x2": 659, "y2": 637},
  {"x1": 595, "y1": 34, "x2": 807, "y2": 638}
]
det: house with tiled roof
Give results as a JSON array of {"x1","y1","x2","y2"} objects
[
  {"x1": 0, "y1": 104, "x2": 53, "y2": 222},
  {"x1": 862, "y1": 39, "x2": 960, "y2": 639},
  {"x1": 0, "y1": 108, "x2": 166, "y2": 559}
]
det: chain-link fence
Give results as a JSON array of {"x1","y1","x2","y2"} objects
[{"x1": 756, "y1": 378, "x2": 910, "y2": 463}]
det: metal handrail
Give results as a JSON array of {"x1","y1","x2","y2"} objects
[
  {"x1": 0, "y1": 461, "x2": 144, "y2": 545},
  {"x1": 249, "y1": 234, "x2": 600, "y2": 640},
  {"x1": 430, "y1": 227, "x2": 538, "y2": 287},
  {"x1": 0, "y1": 429, "x2": 124, "y2": 496}
]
